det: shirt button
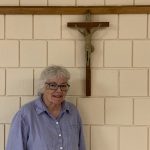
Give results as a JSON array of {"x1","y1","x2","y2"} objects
[
  {"x1": 60, "y1": 147, "x2": 63, "y2": 149},
  {"x1": 56, "y1": 122, "x2": 59, "y2": 124},
  {"x1": 59, "y1": 134, "x2": 61, "y2": 137}
]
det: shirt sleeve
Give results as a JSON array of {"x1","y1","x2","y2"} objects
[
  {"x1": 77, "y1": 111, "x2": 86, "y2": 150},
  {"x1": 6, "y1": 111, "x2": 29, "y2": 150}
]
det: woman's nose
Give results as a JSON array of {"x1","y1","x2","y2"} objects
[{"x1": 56, "y1": 86, "x2": 62, "y2": 92}]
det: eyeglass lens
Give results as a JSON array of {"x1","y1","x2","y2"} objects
[{"x1": 45, "y1": 82, "x2": 70, "y2": 91}]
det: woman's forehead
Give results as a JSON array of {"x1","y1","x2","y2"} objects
[{"x1": 47, "y1": 75, "x2": 68, "y2": 83}]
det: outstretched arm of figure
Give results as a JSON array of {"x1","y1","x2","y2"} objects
[
  {"x1": 75, "y1": 25, "x2": 86, "y2": 36},
  {"x1": 91, "y1": 24, "x2": 101, "y2": 35}
]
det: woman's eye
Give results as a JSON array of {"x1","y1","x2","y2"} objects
[
  {"x1": 50, "y1": 84, "x2": 57, "y2": 87},
  {"x1": 61, "y1": 85, "x2": 67, "y2": 88}
]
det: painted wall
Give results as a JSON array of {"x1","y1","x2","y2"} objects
[{"x1": 0, "y1": 0, "x2": 150, "y2": 150}]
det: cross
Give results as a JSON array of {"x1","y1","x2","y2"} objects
[{"x1": 67, "y1": 10, "x2": 109, "y2": 96}]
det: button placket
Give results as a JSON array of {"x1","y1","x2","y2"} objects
[{"x1": 55, "y1": 121, "x2": 63, "y2": 149}]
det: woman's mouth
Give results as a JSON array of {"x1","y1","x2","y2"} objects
[{"x1": 52, "y1": 95, "x2": 62, "y2": 98}]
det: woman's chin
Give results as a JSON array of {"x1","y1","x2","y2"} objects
[{"x1": 51, "y1": 98, "x2": 63, "y2": 104}]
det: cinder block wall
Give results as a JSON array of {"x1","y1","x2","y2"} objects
[{"x1": 0, "y1": 0, "x2": 150, "y2": 150}]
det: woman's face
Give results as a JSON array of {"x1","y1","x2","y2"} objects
[{"x1": 43, "y1": 76, "x2": 69, "y2": 106}]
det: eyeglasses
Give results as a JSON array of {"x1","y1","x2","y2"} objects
[{"x1": 45, "y1": 82, "x2": 70, "y2": 91}]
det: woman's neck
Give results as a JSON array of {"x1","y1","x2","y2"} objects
[
  {"x1": 43, "y1": 101, "x2": 61, "y2": 118},
  {"x1": 48, "y1": 103, "x2": 61, "y2": 115}
]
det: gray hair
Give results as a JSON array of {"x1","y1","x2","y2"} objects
[{"x1": 38, "y1": 65, "x2": 70, "y2": 95}]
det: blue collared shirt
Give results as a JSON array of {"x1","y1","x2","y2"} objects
[{"x1": 6, "y1": 97, "x2": 86, "y2": 150}]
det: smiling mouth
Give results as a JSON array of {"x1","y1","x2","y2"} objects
[{"x1": 53, "y1": 95, "x2": 63, "y2": 98}]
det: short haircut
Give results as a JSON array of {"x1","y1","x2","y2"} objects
[{"x1": 37, "y1": 65, "x2": 70, "y2": 95}]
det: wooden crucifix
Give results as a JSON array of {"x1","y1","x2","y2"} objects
[{"x1": 67, "y1": 10, "x2": 109, "y2": 96}]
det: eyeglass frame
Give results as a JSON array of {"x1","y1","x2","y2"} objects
[{"x1": 45, "y1": 82, "x2": 70, "y2": 91}]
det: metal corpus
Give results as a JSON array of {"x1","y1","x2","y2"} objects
[{"x1": 67, "y1": 11, "x2": 109, "y2": 96}]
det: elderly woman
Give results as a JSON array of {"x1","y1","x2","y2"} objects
[{"x1": 6, "y1": 65, "x2": 86, "y2": 150}]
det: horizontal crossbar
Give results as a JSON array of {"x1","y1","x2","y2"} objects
[{"x1": 67, "y1": 22, "x2": 109, "y2": 28}]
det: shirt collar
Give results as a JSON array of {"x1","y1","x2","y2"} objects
[{"x1": 34, "y1": 97, "x2": 70, "y2": 115}]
